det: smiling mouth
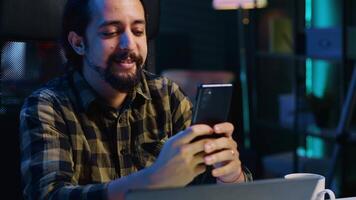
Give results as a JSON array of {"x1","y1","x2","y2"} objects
[{"x1": 116, "y1": 58, "x2": 135, "y2": 69}]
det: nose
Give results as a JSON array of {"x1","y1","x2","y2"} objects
[{"x1": 119, "y1": 31, "x2": 135, "y2": 51}]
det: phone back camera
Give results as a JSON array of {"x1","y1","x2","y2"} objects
[{"x1": 204, "y1": 89, "x2": 212, "y2": 95}]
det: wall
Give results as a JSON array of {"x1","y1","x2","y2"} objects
[{"x1": 156, "y1": 0, "x2": 240, "y2": 73}]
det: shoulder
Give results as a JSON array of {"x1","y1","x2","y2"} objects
[
  {"x1": 143, "y1": 70, "x2": 172, "y2": 90},
  {"x1": 143, "y1": 70, "x2": 189, "y2": 100},
  {"x1": 21, "y1": 73, "x2": 71, "y2": 111},
  {"x1": 142, "y1": 70, "x2": 192, "y2": 118}
]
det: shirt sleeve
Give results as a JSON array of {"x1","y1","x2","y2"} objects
[
  {"x1": 19, "y1": 89, "x2": 108, "y2": 200},
  {"x1": 242, "y1": 166, "x2": 253, "y2": 182},
  {"x1": 169, "y1": 81, "x2": 193, "y2": 135}
]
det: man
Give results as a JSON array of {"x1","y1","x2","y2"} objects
[{"x1": 20, "y1": 0, "x2": 252, "y2": 199}]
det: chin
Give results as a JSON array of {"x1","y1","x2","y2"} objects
[{"x1": 115, "y1": 68, "x2": 136, "y2": 78}]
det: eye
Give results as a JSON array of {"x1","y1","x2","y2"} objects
[
  {"x1": 100, "y1": 32, "x2": 118, "y2": 38},
  {"x1": 99, "y1": 26, "x2": 121, "y2": 38},
  {"x1": 133, "y1": 29, "x2": 145, "y2": 37}
]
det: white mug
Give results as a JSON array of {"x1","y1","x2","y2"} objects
[{"x1": 284, "y1": 173, "x2": 335, "y2": 200}]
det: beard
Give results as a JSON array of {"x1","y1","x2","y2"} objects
[{"x1": 85, "y1": 50, "x2": 144, "y2": 93}]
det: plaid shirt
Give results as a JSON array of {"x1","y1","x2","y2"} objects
[{"x1": 20, "y1": 69, "x2": 252, "y2": 200}]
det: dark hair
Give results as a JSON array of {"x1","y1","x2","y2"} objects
[
  {"x1": 61, "y1": 0, "x2": 92, "y2": 69},
  {"x1": 61, "y1": 0, "x2": 147, "y2": 70}
]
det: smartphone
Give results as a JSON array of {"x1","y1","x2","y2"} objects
[{"x1": 191, "y1": 83, "x2": 233, "y2": 142}]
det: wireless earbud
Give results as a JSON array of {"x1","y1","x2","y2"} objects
[
  {"x1": 68, "y1": 31, "x2": 85, "y2": 55},
  {"x1": 74, "y1": 40, "x2": 85, "y2": 55}
]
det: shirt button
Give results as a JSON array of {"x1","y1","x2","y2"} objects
[
  {"x1": 119, "y1": 118, "x2": 124, "y2": 123},
  {"x1": 120, "y1": 149, "x2": 128, "y2": 155}
]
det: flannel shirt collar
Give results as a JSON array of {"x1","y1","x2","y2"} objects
[{"x1": 72, "y1": 69, "x2": 152, "y2": 112}]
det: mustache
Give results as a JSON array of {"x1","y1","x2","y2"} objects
[{"x1": 110, "y1": 51, "x2": 144, "y2": 66}]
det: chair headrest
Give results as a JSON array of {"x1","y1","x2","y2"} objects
[{"x1": 0, "y1": 0, "x2": 160, "y2": 41}]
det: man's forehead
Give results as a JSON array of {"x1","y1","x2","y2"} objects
[{"x1": 89, "y1": 0, "x2": 145, "y2": 20}]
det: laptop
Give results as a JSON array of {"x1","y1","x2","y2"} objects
[{"x1": 125, "y1": 178, "x2": 319, "y2": 200}]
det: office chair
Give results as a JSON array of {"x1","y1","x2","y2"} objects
[
  {"x1": 307, "y1": 65, "x2": 356, "y2": 189},
  {"x1": 263, "y1": 65, "x2": 356, "y2": 186},
  {"x1": 0, "y1": 1, "x2": 160, "y2": 199},
  {"x1": 0, "y1": 0, "x2": 160, "y2": 64}
]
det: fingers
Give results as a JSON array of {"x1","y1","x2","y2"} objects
[
  {"x1": 211, "y1": 159, "x2": 241, "y2": 178},
  {"x1": 204, "y1": 137, "x2": 237, "y2": 154},
  {"x1": 178, "y1": 124, "x2": 214, "y2": 145},
  {"x1": 204, "y1": 149, "x2": 238, "y2": 166},
  {"x1": 194, "y1": 164, "x2": 207, "y2": 175},
  {"x1": 172, "y1": 122, "x2": 233, "y2": 146},
  {"x1": 192, "y1": 151, "x2": 207, "y2": 165},
  {"x1": 182, "y1": 138, "x2": 212, "y2": 156},
  {"x1": 174, "y1": 142, "x2": 209, "y2": 167},
  {"x1": 213, "y1": 122, "x2": 234, "y2": 137}
]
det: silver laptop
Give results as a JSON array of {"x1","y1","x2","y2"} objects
[{"x1": 125, "y1": 178, "x2": 319, "y2": 200}]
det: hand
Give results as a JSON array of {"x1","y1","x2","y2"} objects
[
  {"x1": 108, "y1": 125, "x2": 219, "y2": 200},
  {"x1": 148, "y1": 124, "x2": 215, "y2": 187},
  {"x1": 203, "y1": 123, "x2": 244, "y2": 183}
]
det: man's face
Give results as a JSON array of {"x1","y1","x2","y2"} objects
[{"x1": 84, "y1": 0, "x2": 147, "y2": 92}]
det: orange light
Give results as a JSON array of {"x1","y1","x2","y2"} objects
[{"x1": 212, "y1": 0, "x2": 267, "y2": 10}]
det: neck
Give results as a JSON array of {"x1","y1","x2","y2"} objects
[{"x1": 82, "y1": 64, "x2": 128, "y2": 108}]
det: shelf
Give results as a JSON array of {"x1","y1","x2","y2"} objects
[
  {"x1": 254, "y1": 119, "x2": 356, "y2": 144},
  {"x1": 254, "y1": 119, "x2": 295, "y2": 132},
  {"x1": 256, "y1": 51, "x2": 307, "y2": 61},
  {"x1": 304, "y1": 127, "x2": 356, "y2": 143},
  {"x1": 256, "y1": 51, "x2": 347, "y2": 62}
]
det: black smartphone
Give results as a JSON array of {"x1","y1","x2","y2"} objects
[{"x1": 191, "y1": 83, "x2": 233, "y2": 142}]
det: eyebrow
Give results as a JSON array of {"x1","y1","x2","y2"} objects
[{"x1": 98, "y1": 20, "x2": 146, "y2": 28}]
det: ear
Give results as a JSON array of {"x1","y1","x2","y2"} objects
[{"x1": 68, "y1": 31, "x2": 86, "y2": 55}]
